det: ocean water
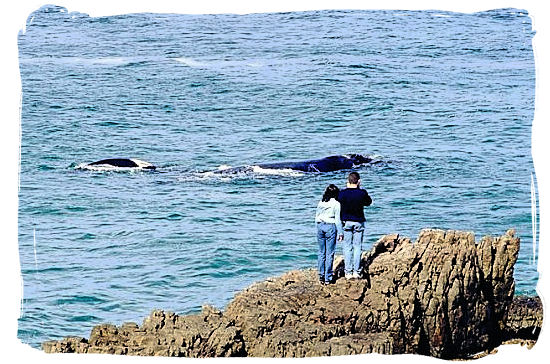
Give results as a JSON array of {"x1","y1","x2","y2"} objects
[{"x1": 17, "y1": 5, "x2": 537, "y2": 349}]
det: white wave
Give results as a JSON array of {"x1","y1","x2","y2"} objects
[
  {"x1": 132, "y1": 159, "x2": 155, "y2": 169},
  {"x1": 186, "y1": 165, "x2": 233, "y2": 179},
  {"x1": 177, "y1": 171, "x2": 232, "y2": 183},
  {"x1": 341, "y1": 153, "x2": 383, "y2": 161},
  {"x1": 198, "y1": 171, "x2": 215, "y2": 177},
  {"x1": 90, "y1": 57, "x2": 128, "y2": 65},
  {"x1": 180, "y1": 164, "x2": 303, "y2": 182},
  {"x1": 174, "y1": 57, "x2": 208, "y2": 67},
  {"x1": 246, "y1": 61, "x2": 263, "y2": 68},
  {"x1": 251, "y1": 166, "x2": 304, "y2": 177},
  {"x1": 432, "y1": 14, "x2": 452, "y2": 18},
  {"x1": 74, "y1": 163, "x2": 123, "y2": 172},
  {"x1": 74, "y1": 165, "x2": 141, "y2": 172}
]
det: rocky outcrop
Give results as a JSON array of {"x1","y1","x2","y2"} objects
[
  {"x1": 503, "y1": 296, "x2": 543, "y2": 342},
  {"x1": 42, "y1": 229, "x2": 543, "y2": 359},
  {"x1": 43, "y1": 306, "x2": 245, "y2": 357}
]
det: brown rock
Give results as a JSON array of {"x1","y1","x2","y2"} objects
[
  {"x1": 42, "y1": 229, "x2": 541, "y2": 359},
  {"x1": 503, "y1": 296, "x2": 543, "y2": 341}
]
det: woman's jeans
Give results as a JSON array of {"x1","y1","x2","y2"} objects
[
  {"x1": 342, "y1": 221, "x2": 364, "y2": 275},
  {"x1": 317, "y1": 222, "x2": 337, "y2": 282}
]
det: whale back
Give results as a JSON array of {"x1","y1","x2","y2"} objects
[
  {"x1": 82, "y1": 158, "x2": 156, "y2": 170},
  {"x1": 347, "y1": 154, "x2": 373, "y2": 166},
  {"x1": 306, "y1": 155, "x2": 354, "y2": 172},
  {"x1": 88, "y1": 158, "x2": 140, "y2": 168},
  {"x1": 237, "y1": 154, "x2": 374, "y2": 173}
]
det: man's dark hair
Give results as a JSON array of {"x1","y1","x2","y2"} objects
[
  {"x1": 322, "y1": 184, "x2": 340, "y2": 202},
  {"x1": 348, "y1": 172, "x2": 360, "y2": 185}
]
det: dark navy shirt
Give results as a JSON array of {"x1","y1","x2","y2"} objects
[{"x1": 338, "y1": 188, "x2": 372, "y2": 222}]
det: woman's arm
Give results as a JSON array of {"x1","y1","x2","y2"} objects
[{"x1": 334, "y1": 201, "x2": 344, "y2": 236}]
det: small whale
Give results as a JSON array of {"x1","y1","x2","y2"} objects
[
  {"x1": 76, "y1": 158, "x2": 156, "y2": 171},
  {"x1": 215, "y1": 154, "x2": 376, "y2": 174}
]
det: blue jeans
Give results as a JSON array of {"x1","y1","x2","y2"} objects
[
  {"x1": 317, "y1": 222, "x2": 337, "y2": 282},
  {"x1": 342, "y1": 221, "x2": 364, "y2": 275}
]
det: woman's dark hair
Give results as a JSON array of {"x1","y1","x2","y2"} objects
[{"x1": 322, "y1": 184, "x2": 340, "y2": 202}]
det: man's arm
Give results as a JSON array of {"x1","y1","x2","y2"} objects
[{"x1": 363, "y1": 190, "x2": 372, "y2": 206}]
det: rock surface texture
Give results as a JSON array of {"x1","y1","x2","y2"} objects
[{"x1": 42, "y1": 229, "x2": 543, "y2": 359}]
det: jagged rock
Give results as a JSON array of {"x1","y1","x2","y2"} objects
[
  {"x1": 503, "y1": 296, "x2": 543, "y2": 341},
  {"x1": 42, "y1": 336, "x2": 88, "y2": 354},
  {"x1": 44, "y1": 306, "x2": 245, "y2": 357},
  {"x1": 42, "y1": 229, "x2": 542, "y2": 359}
]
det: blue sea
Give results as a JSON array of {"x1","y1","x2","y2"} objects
[{"x1": 17, "y1": 5, "x2": 537, "y2": 349}]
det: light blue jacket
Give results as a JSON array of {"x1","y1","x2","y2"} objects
[{"x1": 315, "y1": 198, "x2": 344, "y2": 236}]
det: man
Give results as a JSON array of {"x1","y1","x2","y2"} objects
[{"x1": 338, "y1": 172, "x2": 372, "y2": 279}]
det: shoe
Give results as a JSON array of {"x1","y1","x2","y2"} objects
[
  {"x1": 345, "y1": 274, "x2": 353, "y2": 280},
  {"x1": 352, "y1": 272, "x2": 360, "y2": 279},
  {"x1": 319, "y1": 278, "x2": 325, "y2": 285}
]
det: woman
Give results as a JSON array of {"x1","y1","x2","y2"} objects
[{"x1": 315, "y1": 184, "x2": 344, "y2": 285}]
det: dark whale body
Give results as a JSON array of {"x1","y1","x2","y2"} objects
[
  {"x1": 88, "y1": 159, "x2": 140, "y2": 168},
  {"x1": 78, "y1": 158, "x2": 156, "y2": 170},
  {"x1": 219, "y1": 154, "x2": 375, "y2": 174}
]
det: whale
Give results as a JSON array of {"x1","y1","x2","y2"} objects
[
  {"x1": 76, "y1": 158, "x2": 156, "y2": 171},
  {"x1": 215, "y1": 154, "x2": 376, "y2": 174},
  {"x1": 75, "y1": 154, "x2": 375, "y2": 174}
]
